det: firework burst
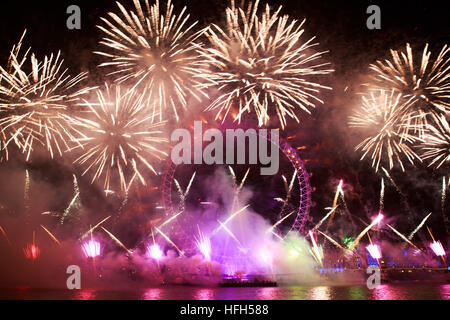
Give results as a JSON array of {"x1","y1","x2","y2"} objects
[
  {"x1": 95, "y1": 0, "x2": 209, "y2": 122},
  {"x1": 70, "y1": 84, "x2": 168, "y2": 191},
  {"x1": 0, "y1": 31, "x2": 91, "y2": 161},
  {"x1": 349, "y1": 89, "x2": 422, "y2": 172},
  {"x1": 200, "y1": 0, "x2": 333, "y2": 129},
  {"x1": 369, "y1": 43, "x2": 450, "y2": 133},
  {"x1": 421, "y1": 115, "x2": 450, "y2": 169}
]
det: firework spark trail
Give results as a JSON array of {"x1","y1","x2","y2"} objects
[
  {"x1": 349, "y1": 90, "x2": 422, "y2": 172},
  {"x1": 61, "y1": 174, "x2": 81, "y2": 225},
  {"x1": 327, "y1": 179, "x2": 344, "y2": 228},
  {"x1": 216, "y1": 220, "x2": 245, "y2": 250},
  {"x1": 40, "y1": 225, "x2": 61, "y2": 247},
  {"x1": 154, "y1": 226, "x2": 184, "y2": 256},
  {"x1": 0, "y1": 225, "x2": 12, "y2": 246},
  {"x1": 201, "y1": 0, "x2": 333, "y2": 129},
  {"x1": 266, "y1": 210, "x2": 295, "y2": 234},
  {"x1": 275, "y1": 170, "x2": 297, "y2": 220},
  {"x1": 213, "y1": 205, "x2": 250, "y2": 235},
  {"x1": 158, "y1": 210, "x2": 183, "y2": 228},
  {"x1": 317, "y1": 230, "x2": 353, "y2": 255},
  {"x1": 369, "y1": 43, "x2": 450, "y2": 135},
  {"x1": 380, "y1": 178, "x2": 385, "y2": 212},
  {"x1": 195, "y1": 226, "x2": 212, "y2": 261},
  {"x1": 381, "y1": 167, "x2": 414, "y2": 225},
  {"x1": 309, "y1": 231, "x2": 323, "y2": 266},
  {"x1": 442, "y1": 177, "x2": 449, "y2": 234},
  {"x1": 174, "y1": 172, "x2": 196, "y2": 213},
  {"x1": 0, "y1": 31, "x2": 92, "y2": 161},
  {"x1": 70, "y1": 84, "x2": 168, "y2": 191},
  {"x1": 80, "y1": 216, "x2": 111, "y2": 240},
  {"x1": 349, "y1": 213, "x2": 383, "y2": 250},
  {"x1": 101, "y1": 227, "x2": 132, "y2": 254},
  {"x1": 95, "y1": 0, "x2": 209, "y2": 122},
  {"x1": 24, "y1": 169, "x2": 30, "y2": 204},
  {"x1": 386, "y1": 224, "x2": 419, "y2": 249},
  {"x1": 408, "y1": 212, "x2": 432, "y2": 240},
  {"x1": 313, "y1": 206, "x2": 338, "y2": 231},
  {"x1": 421, "y1": 115, "x2": 450, "y2": 169}
]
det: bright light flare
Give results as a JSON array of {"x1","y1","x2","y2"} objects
[
  {"x1": 430, "y1": 241, "x2": 446, "y2": 257},
  {"x1": 366, "y1": 244, "x2": 382, "y2": 260},
  {"x1": 147, "y1": 243, "x2": 163, "y2": 260},
  {"x1": 81, "y1": 240, "x2": 101, "y2": 258}
]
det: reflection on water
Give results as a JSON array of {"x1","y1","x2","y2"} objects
[
  {"x1": 307, "y1": 286, "x2": 331, "y2": 300},
  {"x1": 1, "y1": 284, "x2": 449, "y2": 300},
  {"x1": 194, "y1": 288, "x2": 215, "y2": 300},
  {"x1": 142, "y1": 288, "x2": 162, "y2": 300}
]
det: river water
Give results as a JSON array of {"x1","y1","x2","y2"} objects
[{"x1": 1, "y1": 283, "x2": 449, "y2": 300}]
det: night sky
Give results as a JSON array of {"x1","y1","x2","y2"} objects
[{"x1": 0, "y1": 0, "x2": 449, "y2": 242}]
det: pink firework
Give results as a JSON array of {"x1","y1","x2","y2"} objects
[
  {"x1": 366, "y1": 244, "x2": 382, "y2": 259},
  {"x1": 81, "y1": 240, "x2": 101, "y2": 258},
  {"x1": 23, "y1": 244, "x2": 40, "y2": 261},
  {"x1": 196, "y1": 230, "x2": 212, "y2": 261},
  {"x1": 23, "y1": 231, "x2": 40, "y2": 261},
  {"x1": 147, "y1": 243, "x2": 163, "y2": 260},
  {"x1": 429, "y1": 241, "x2": 446, "y2": 257}
]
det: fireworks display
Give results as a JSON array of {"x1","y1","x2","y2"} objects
[
  {"x1": 421, "y1": 115, "x2": 450, "y2": 169},
  {"x1": 70, "y1": 84, "x2": 168, "y2": 191},
  {"x1": 200, "y1": 0, "x2": 333, "y2": 129},
  {"x1": 95, "y1": 0, "x2": 209, "y2": 122},
  {"x1": 349, "y1": 89, "x2": 422, "y2": 171},
  {"x1": 369, "y1": 43, "x2": 450, "y2": 133},
  {"x1": 0, "y1": 31, "x2": 91, "y2": 161},
  {"x1": 0, "y1": 0, "x2": 449, "y2": 301}
]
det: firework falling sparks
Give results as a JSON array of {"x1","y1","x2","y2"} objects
[
  {"x1": 429, "y1": 240, "x2": 446, "y2": 257},
  {"x1": 195, "y1": 227, "x2": 212, "y2": 261},
  {"x1": 23, "y1": 231, "x2": 40, "y2": 261},
  {"x1": 349, "y1": 89, "x2": 421, "y2": 172},
  {"x1": 0, "y1": 31, "x2": 91, "y2": 161},
  {"x1": 95, "y1": 0, "x2": 209, "y2": 121},
  {"x1": 366, "y1": 244, "x2": 382, "y2": 260},
  {"x1": 369, "y1": 43, "x2": 450, "y2": 132},
  {"x1": 147, "y1": 243, "x2": 163, "y2": 260},
  {"x1": 201, "y1": 0, "x2": 333, "y2": 129},
  {"x1": 421, "y1": 115, "x2": 450, "y2": 169},
  {"x1": 81, "y1": 239, "x2": 101, "y2": 258},
  {"x1": 70, "y1": 85, "x2": 168, "y2": 191}
]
